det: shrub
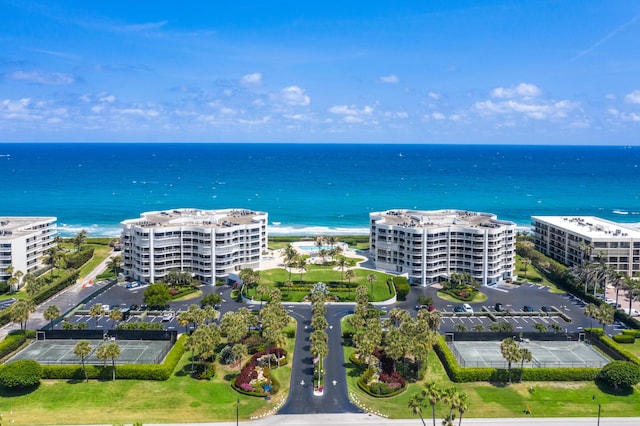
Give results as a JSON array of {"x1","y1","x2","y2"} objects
[
  {"x1": 0, "y1": 360, "x2": 42, "y2": 389},
  {"x1": 613, "y1": 334, "x2": 635, "y2": 344},
  {"x1": 621, "y1": 329, "x2": 640, "y2": 338},
  {"x1": 0, "y1": 330, "x2": 35, "y2": 359},
  {"x1": 392, "y1": 277, "x2": 409, "y2": 300},
  {"x1": 597, "y1": 361, "x2": 640, "y2": 390},
  {"x1": 219, "y1": 345, "x2": 235, "y2": 365},
  {"x1": 64, "y1": 248, "x2": 95, "y2": 269}
]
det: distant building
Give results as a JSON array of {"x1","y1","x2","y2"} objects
[
  {"x1": 0, "y1": 217, "x2": 57, "y2": 284},
  {"x1": 120, "y1": 208, "x2": 268, "y2": 284},
  {"x1": 369, "y1": 209, "x2": 516, "y2": 286},
  {"x1": 532, "y1": 216, "x2": 640, "y2": 276}
]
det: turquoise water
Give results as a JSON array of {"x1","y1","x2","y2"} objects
[{"x1": 1, "y1": 143, "x2": 639, "y2": 236}]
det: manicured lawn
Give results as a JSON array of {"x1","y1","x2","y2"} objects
[
  {"x1": 0, "y1": 322, "x2": 296, "y2": 425},
  {"x1": 437, "y1": 290, "x2": 488, "y2": 304},
  {"x1": 342, "y1": 324, "x2": 640, "y2": 419},
  {"x1": 255, "y1": 266, "x2": 393, "y2": 302},
  {"x1": 626, "y1": 339, "x2": 640, "y2": 358}
]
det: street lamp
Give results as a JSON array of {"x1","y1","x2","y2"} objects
[
  {"x1": 236, "y1": 397, "x2": 240, "y2": 426},
  {"x1": 592, "y1": 395, "x2": 601, "y2": 426}
]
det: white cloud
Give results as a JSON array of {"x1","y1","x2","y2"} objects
[
  {"x1": 625, "y1": 90, "x2": 640, "y2": 104},
  {"x1": 241, "y1": 72, "x2": 262, "y2": 86},
  {"x1": 8, "y1": 71, "x2": 75, "y2": 85},
  {"x1": 427, "y1": 92, "x2": 441, "y2": 100},
  {"x1": 474, "y1": 98, "x2": 578, "y2": 120},
  {"x1": 431, "y1": 112, "x2": 446, "y2": 120},
  {"x1": 379, "y1": 74, "x2": 399, "y2": 84},
  {"x1": 605, "y1": 93, "x2": 616, "y2": 100},
  {"x1": 279, "y1": 86, "x2": 310, "y2": 106},
  {"x1": 621, "y1": 112, "x2": 640, "y2": 122},
  {"x1": 491, "y1": 83, "x2": 541, "y2": 99},
  {"x1": 99, "y1": 95, "x2": 116, "y2": 103}
]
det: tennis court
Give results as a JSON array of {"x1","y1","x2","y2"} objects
[
  {"x1": 8, "y1": 338, "x2": 172, "y2": 365},
  {"x1": 449, "y1": 340, "x2": 610, "y2": 368}
]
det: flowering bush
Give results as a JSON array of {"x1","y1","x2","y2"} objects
[{"x1": 234, "y1": 348, "x2": 286, "y2": 396}]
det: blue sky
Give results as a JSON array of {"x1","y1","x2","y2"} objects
[{"x1": 1, "y1": 0, "x2": 639, "y2": 144}]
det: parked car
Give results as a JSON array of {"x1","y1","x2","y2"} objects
[
  {"x1": 494, "y1": 303, "x2": 504, "y2": 312},
  {"x1": 453, "y1": 306, "x2": 464, "y2": 313},
  {"x1": 523, "y1": 305, "x2": 534, "y2": 312},
  {"x1": 462, "y1": 303, "x2": 473, "y2": 313},
  {"x1": 129, "y1": 304, "x2": 139, "y2": 311},
  {"x1": 540, "y1": 306, "x2": 552, "y2": 313},
  {"x1": 161, "y1": 312, "x2": 175, "y2": 321},
  {"x1": 415, "y1": 305, "x2": 429, "y2": 311},
  {"x1": 101, "y1": 304, "x2": 110, "y2": 312}
]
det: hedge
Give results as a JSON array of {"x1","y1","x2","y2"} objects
[
  {"x1": 391, "y1": 277, "x2": 409, "y2": 301},
  {"x1": 621, "y1": 329, "x2": 640, "y2": 338},
  {"x1": 0, "y1": 330, "x2": 36, "y2": 360},
  {"x1": 64, "y1": 248, "x2": 95, "y2": 270},
  {"x1": 613, "y1": 334, "x2": 636, "y2": 344},
  {"x1": 0, "y1": 360, "x2": 42, "y2": 389}
]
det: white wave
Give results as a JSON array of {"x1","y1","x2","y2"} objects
[
  {"x1": 269, "y1": 225, "x2": 369, "y2": 236},
  {"x1": 57, "y1": 223, "x2": 121, "y2": 237}
]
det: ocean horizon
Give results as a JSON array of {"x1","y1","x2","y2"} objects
[{"x1": 2, "y1": 143, "x2": 639, "y2": 237}]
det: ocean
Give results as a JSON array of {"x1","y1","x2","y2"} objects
[{"x1": 1, "y1": 143, "x2": 639, "y2": 237}]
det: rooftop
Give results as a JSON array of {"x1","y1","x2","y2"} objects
[
  {"x1": 532, "y1": 216, "x2": 640, "y2": 239},
  {"x1": 0, "y1": 217, "x2": 56, "y2": 239},
  {"x1": 371, "y1": 209, "x2": 514, "y2": 230},
  {"x1": 122, "y1": 208, "x2": 267, "y2": 229}
]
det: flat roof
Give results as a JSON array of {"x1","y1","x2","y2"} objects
[
  {"x1": 532, "y1": 216, "x2": 640, "y2": 239},
  {"x1": 0, "y1": 217, "x2": 56, "y2": 239},
  {"x1": 122, "y1": 208, "x2": 267, "y2": 229},
  {"x1": 371, "y1": 209, "x2": 514, "y2": 230}
]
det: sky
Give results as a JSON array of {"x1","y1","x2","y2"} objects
[{"x1": 1, "y1": 0, "x2": 640, "y2": 144}]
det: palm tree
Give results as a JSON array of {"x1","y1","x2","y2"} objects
[
  {"x1": 238, "y1": 267, "x2": 260, "y2": 297},
  {"x1": 454, "y1": 324, "x2": 467, "y2": 332},
  {"x1": 518, "y1": 347, "x2": 533, "y2": 382},
  {"x1": 43, "y1": 304, "x2": 61, "y2": 330},
  {"x1": 310, "y1": 329, "x2": 329, "y2": 391},
  {"x1": 74, "y1": 229, "x2": 88, "y2": 252},
  {"x1": 500, "y1": 338, "x2": 521, "y2": 384},
  {"x1": 109, "y1": 307, "x2": 123, "y2": 328},
  {"x1": 9, "y1": 300, "x2": 36, "y2": 330},
  {"x1": 13, "y1": 269, "x2": 23, "y2": 290},
  {"x1": 584, "y1": 302, "x2": 598, "y2": 332},
  {"x1": 520, "y1": 257, "x2": 532, "y2": 280},
  {"x1": 256, "y1": 284, "x2": 268, "y2": 309},
  {"x1": 367, "y1": 273, "x2": 377, "y2": 295},
  {"x1": 296, "y1": 258, "x2": 308, "y2": 283},
  {"x1": 231, "y1": 343, "x2": 248, "y2": 371},
  {"x1": 104, "y1": 342, "x2": 121, "y2": 381},
  {"x1": 595, "y1": 303, "x2": 615, "y2": 335},
  {"x1": 442, "y1": 387, "x2": 459, "y2": 423},
  {"x1": 455, "y1": 392, "x2": 469, "y2": 426},
  {"x1": 283, "y1": 279, "x2": 293, "y2": 298},
  {"x1": 408, "y1": 392, "x2": 427, "y2": 426},
  {"x1": 73, "y1": 340, "x2": 93, "y2": 383},
  {"x1": 96, "y1": 343, "x2": 109, "y2": 367},
  {"x1": 422, "y1": 381, "x2": 442, "y2": 426},
  {"x1": 282, "y1": 244, "x2": 298, "y2": 280},
  {"x1": 344, "y1": 269, "x2": 354, "y2": 298},
  {"x1": 623, "y1": 276, "x2": 640, "y2": 313},
  {"x1": 89, "y1": 303, "x2": 105, "y2": 323},
  {"x1": 107, "y1": 255, "x2": 122, "y2": 277}
]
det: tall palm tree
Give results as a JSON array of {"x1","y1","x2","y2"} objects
[
  {"x1": 109, "y1": 307, "x2": 123, "y2": 328},
  {"x1": 96, "y1": 343, "x2": 109, "y2": 367},
  {"x1": 73, "y1": 340, "x2": 93, "y2": 383},
  {"x1": 9, "y1": 300, "x2": 36, "y2": 330},
  {"x1": 520, "y1": 257, "x2": 532, "y2": 279},
  {"x1": 408, "y1": 392, "x2": 427, "y2": 426},
  {"x1": 282, "y1": 244, "x2": 298, "y2": 280},
  {"x1": 623, "y1": 276, "x2": 640, "y2": 313},
  {"x1": 500, "y1": 338, "x2": 520, "y2": 384},
  {"x1": 13, "y1": 270, "x2": 24, "y2": 291},
  {"x1": 442, "y1": 386, "x2": 459, "y2": 422},
  {"x1": 296, "y1": 258, "x2": 308, "y2": 283},
  {"x1": 336, "y1": 256, "x2": 348, "y2": 282},
  {"x1": 104, "y1": 342, "x2": 121, "y2": 381},
  {"x1": 367, "y1": 273, "x2": 377, "y2": 295},
  {"x1": 43, "y1": 304, "x2": 61, "y2": 330},
  {"x1": 422, "y1": 381, "x2": 442, "y2": 426},
  {"x1": 518, "y1": 348, "x2": 533, "y2": 382},
  {"x1": 310, "y1": 329, "x2": 329, "y2": 390},
  {"x1": 596, "y1": 303, "x2": 615, "y2": 335},
  {"x1": 74, "y1": 229, "x2": 88, "y2": 252},
  {"x1": 107, "y1": 255, "x2": 122, "y2": 277},
  {"x1": 584, "y1": 303, "x2": 598, "y2": 332}
]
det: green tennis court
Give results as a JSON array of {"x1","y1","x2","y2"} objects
[
  {"x1": 8, "y1": 338, "x2": 172, "y2": 365},
  {"x1": 449, "y1": 340, "x2": 610, "y2": 368}
]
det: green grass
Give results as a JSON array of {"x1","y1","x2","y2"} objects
[
  {"x1": 436, "y1": 290, "x2": 488, "y2": 304},
  {"x1": 0, "y1": 320, "x2": 297, "y2": 425},
  {"x1": 343, "y1": 337, "x2": 640, "y2": 420},
  {"x1": 516, "y1": 255, "x2": 565, "y2": 294},
  {"x1": 255, "y1": 266, "x2": 393, "y2": 302}
]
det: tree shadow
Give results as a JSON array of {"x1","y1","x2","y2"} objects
[
  {"x1": 0, "y1": 384, "x2": 40, "y2": 397},
  {"x1": 595, "y1": 379, "x2": 635, "y2": 396}
]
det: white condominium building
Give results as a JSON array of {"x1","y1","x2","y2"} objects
[
  {"x1": 532, "y1": 216, "x2": 640, "y2": 276},
  {"x1": 121, "y1": 208, "x2": 268, "y2": 284},
  {"x1": 369, "y1": 209, "x2": 516, "y2": 286},
  {"x1": 0, "y1": 217, "x2": 57, "y2": 283}
]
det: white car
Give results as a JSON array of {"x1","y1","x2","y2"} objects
[
  {"x1": 621, "y1": 308, "x2": 640, "y2": 317},
  {"x1": 462, "y1": 303, "x2": 474, "y2": 313}
]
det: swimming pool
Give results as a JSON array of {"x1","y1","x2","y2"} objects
[{"x1": 298, "y1": 245, "x2": 337, "y2": 251}]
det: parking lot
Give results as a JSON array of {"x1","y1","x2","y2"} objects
[
  {"x1": 402, "y1": 282, "x2": 593, "y2": 333},
  {"x1": 60, "y1": 281, "x2": 231, "y2": 332}
]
